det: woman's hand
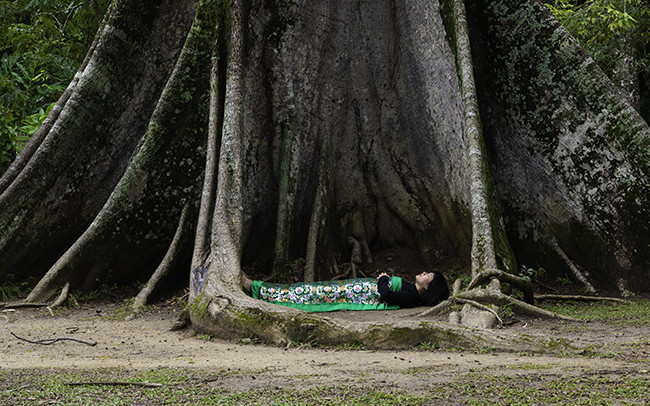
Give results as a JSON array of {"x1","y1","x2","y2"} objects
[{"x1": 376, "y1": 272, "x2": 389, "y2": 280}]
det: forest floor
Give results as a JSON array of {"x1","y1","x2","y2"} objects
[{"x1": 1, "y1": 293, "x2": 650, "y2": 405}]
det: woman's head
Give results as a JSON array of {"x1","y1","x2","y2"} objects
[{"x1": 418, "y1": 271, "x2": 449, "y2": 306}]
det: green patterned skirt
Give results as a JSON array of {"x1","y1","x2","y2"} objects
[{"x1": 251, "y1": 277, "x2": 402, "y2": 312}]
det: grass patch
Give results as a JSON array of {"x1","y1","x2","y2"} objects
[
  {"x1": 0, "y1": 368, "x2": 425, "y2": 405},
  {"x1": 539, "y1": 297, "x2": 650, "y2": 326},
  {"x1": 2, "y1": 367, "x2": 649, "y2": 405},
  {"x1": 443, "y1": 371, "x2": 650, "y2": 405}
]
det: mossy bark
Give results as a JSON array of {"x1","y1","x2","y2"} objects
[
  {"x1": 467, "y1": 0, "x2": 650, "y2": 291},
  {"x1": 0, "y1": 0, "x2": 199, "y2": 282},
  {"x1": 26, "y1": 0, "x2": 215, "y2": 300},
  {"x1": 441, "y1": 0, "x2": 517, "y2": 277}
]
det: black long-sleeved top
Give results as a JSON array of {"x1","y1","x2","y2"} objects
[{"x1": 377, "y1": 275, "x2": 419, "y2": 308}]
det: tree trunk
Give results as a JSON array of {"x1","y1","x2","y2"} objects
[
  {"x1": 0, "y1": 0, "x2": 200, "y2": 286},
  {"x1": 467, "y1": 0, "x2": 650, "y2": 292},
  {"x1": 1, "y1": 0, "x2": 649, "y2": 349}
]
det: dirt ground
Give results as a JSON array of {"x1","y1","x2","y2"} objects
[{"x1": 2, "y1": 299, "x2": 650, "y2": 397}]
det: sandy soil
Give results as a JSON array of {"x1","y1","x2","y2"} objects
[{"x1": 2, "y1": 300, "x2": 649, "y2": 395}]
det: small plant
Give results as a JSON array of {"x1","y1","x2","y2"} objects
[
  {"x1": 106, "y1": 298, "x2": 137, "y2": 320},
  {"x1": 0, "y1": 275, "x2": 27, "y2": 301},
  {"x1": 518, "y1": 265, "x2": 545, "y2": 282},
  {"x1": 497, "y1": 298, "x2": 515, "y2": 318},
  {"x1": 475, "y1": 345, "x2": 493, "y2": 354},
  {"x1": 84, "y1": 282, "x2": 120, "y2": 301},
  {"x1": 413, "y1": 341, "x2": 439, "y2": 351},
  {"x1": 288, "y1": 340, "x2": 313, "y2": 349},
  {"x1": 336, "y1": 340, "x2": 366, "y2": 351}
]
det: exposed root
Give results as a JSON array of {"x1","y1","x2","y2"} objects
[
  {"x1": 1, "y1": 302, "x2": 49, "y2": 309},
  {"x1": 132, "y1": 204, "x2": 190, "y2": 314},
  {"x1": 1, "y1": 282, "x2": 68, "y2": 311},
  {"x1": 550, "y1": 237, "x2": 597, "y2": 294},
  {"x1": 331, "y1": 265, "x2": 350, "y2": 281},
  {"x1": 417, "y1": 296, "x2": 504, "y2": 325},
  {"x1": 453, "y1": 297, "x2": 504, "y2": 326},
  {"x1": 416, "y1": 298, "x2": 455, "y2": 317},
  {"x1": 170, "y1": 309, "x2": 190, "y2": 331},
  {"x1": 304, "y1": 149, "x2": 330, "y2": 282},
  {"x1": 47, "y1": 282, "x2": 70, "y2": 313},
  {"x1": 458, "y1": 289, "x2": 579, "y2": 321},
  {"x1": 467, "y1": 268, "x2": 534, "y2": 303},
  {"x1": 452, "y1": 278, "x2": 463, "y2": 296},
  {"x1": 191, "y1": 27, "x2": 222, "y2": 271},
  {"x1": 11, "y1": 332, "x2": 96, "y2": 346},
  {"x1": 348, "y1": 236, "x2": 361, "y2": 278},
  {"x1": 419, "y1": 286, "x2": 580, "y2": 322},
  {"x1": 535, "y1": 294, "x2": 631, "y2": 303}
]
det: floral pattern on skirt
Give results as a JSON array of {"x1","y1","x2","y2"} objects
[{"x1": 257, "y1": 278, "x2": 386, "y2": 305}]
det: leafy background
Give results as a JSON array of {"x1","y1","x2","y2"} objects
[{"x1": 0, "y1": 0, "x2": 108, "y2": 173}]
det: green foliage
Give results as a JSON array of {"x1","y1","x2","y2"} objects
[
  {"x1": 0, "y1": 0, "x2": 108, "y2": 174},
  {"x1": 546, "y1": 0, "x2": 640, "y2": 43},
  {"x1": 412, "y1": 341, "x2": 440, "y2": 351},
  {"x1": 518, "y1": 264, "x2": 545, "y2": 282},
  {"x1": 545, "y1": 0, "x2": 650, "y2": 101},
  {"x1": 0, "y1": 274, "x2": 27, "y2": 300},
  {"x1": 105, "y1": 298, "x2": 137, "y2": 320}
]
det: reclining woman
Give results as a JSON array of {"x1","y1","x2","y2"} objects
[{"x1": 241, "y1": 271, "x2": 449, "y2": 312}]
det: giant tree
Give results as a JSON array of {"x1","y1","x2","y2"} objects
[{"x1": 1, "y1": 0, "x2": 648, "y2": 350}]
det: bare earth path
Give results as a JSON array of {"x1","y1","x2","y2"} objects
[{"x1": 2, "y1": 300, "x2": 650, "y2": 403}]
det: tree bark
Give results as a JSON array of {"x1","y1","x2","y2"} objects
[
  {"x1": 0, "y1": 0, "x2": 199, "y2": 283},
  {"x1": 467, "y1": 0, "x2": 650, "y2": 292},
  {"x1": 1, "y1": 0, "x2": 649, "y2": 349}
]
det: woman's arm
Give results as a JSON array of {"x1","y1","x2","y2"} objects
[{"x1": 377, "y1": 275, "x2": 419, "y2": 308}]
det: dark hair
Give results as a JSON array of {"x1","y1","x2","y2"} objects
[{"x1": 418, "y1": 271, "x2": 449, "y2": 306}]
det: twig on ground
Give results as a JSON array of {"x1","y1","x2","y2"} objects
[
  {"x1": 11, "y1": 332, "x2": 97, "y2": 346},
  {"x1": 64, "y1": 382, "x2": 162, "y2": 388}
]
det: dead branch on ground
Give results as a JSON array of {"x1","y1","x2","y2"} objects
[
  {"x1": 65, "y1": 382, "x2": 162, "y2": 388},
  {"x1": 11, "y1": 332, "x2": 97, "y2": 346}
]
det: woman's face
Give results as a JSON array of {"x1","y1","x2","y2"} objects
[{"x1": 415, "y1": 272, "x2": 435, "y2": 287}]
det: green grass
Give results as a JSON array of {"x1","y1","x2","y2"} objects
[
  {"x1": 3, "y1": 367, "x2": 649, "y2": 405},
  {"x1": 0, "y1": 368, "x2": 425, "y2": 406},
  {"x1": 538, "y1": 297, "x2": 650, "y2": 326},
  {"x1": 442, "y1": 371, "x2": 650, "y2": 405}
]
